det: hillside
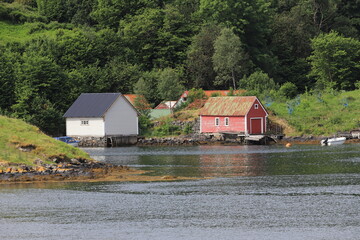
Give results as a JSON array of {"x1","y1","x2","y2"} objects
[
  {"x1": 1, "y1": 1, "x2": 359, "y2": 137},
  {"x1": 267, "y1": 90, "x2": 360, "y2": 136},
  {"x1": 0, "y1": 115, "x2": 91, "y2": 169}
]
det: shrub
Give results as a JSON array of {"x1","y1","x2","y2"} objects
[
  {"x1": 187, "y1": 88, "x2": 207, "y2": 103},
  {"x1": 279, "y1": 82, "x2": 298, "y2": 99}
]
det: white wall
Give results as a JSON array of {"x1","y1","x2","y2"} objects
[
  {"x1": 104, "y1": 96, "x2": 138, "y2": 136},
  {"x1": 66, "y1": 118, "x2": 105, "y2": 137}
]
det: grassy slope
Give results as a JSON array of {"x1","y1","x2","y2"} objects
[
  {"x1": 268, "y1": 90, "x2": 360, "y2": 136},
  {"x1": 0, "y1": 21, "x2": 60, "y2": 44},
  {"x1": 0, "y1": 116, "x2": 91, "y2": 167}
]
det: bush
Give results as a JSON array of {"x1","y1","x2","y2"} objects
[
  {"x1": 239, "y1": 70, "x2": 277, "y2": 94},
  {"x1": 183, "y1": 123, "x2": 193, "y2": 135},
  {"x1": 187, "y1": 88, "x2": 207, "y2": 103},
  {"x1": 278, "y1": 82, "x2": 298, "y2": 99}
]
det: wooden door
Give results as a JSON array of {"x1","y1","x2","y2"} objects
[{"x1": 250, "y1": 118, "x2": 262, "y2": 134}]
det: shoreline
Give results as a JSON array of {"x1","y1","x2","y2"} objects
[
  {"x1": 1, "y1": 137, "x2": 358, "y2": 184},
  {"x1": 136, "y1": 135, "x2": 360, "y2": 146},
  {"x1": 0, "y1": 164, "x2": 200, "y2": 184}
]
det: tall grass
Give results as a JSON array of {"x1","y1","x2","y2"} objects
[{"x1": 268, "y1": 90, "x2": 360, "y2": 136}]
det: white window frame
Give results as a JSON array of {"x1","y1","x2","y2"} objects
[
  {"x1": 225, "y1": 117, "x2": 229, "y2": 126},
  {"x1": 254, "y1": 104, "x2": 259, "y2": 109},
  {"x1": 81, "y1": 120, "x2": 89, "y2": 126},
  {"x1": 215, "y1": 117, "x2": 220, "y2": 126}
]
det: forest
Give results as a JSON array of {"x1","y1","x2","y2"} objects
[{"x1": 0, "y1": 0, "x2": 359, "y2": 135}]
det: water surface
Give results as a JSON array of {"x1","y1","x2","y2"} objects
[{"x1": 1, "y1": 144, "x2": 360, "y2": 239}]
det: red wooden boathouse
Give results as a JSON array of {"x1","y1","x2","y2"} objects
[{"x1": 199, "y1": 96, "x2": 268, "y2": 135}]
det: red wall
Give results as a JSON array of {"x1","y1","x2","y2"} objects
[
  {"x1": 201, "y1": 116, "x2": 245, "y2": 133},
  {"x1": 246, "y1": 99, "x2": 267, "y2": 134}
]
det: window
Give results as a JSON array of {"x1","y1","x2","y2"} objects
[
  {"x1": 254, "y1": 104, "x2": 259, "y2": 109},
  {"x1": 215, "y1": 117, "x2": 219, "y2": 126},
  {"x1": 225, "y1": 117, "x2": 229, "y2": 126},
  {"x1": 81, "y1": 120, "x2": 89, "y2": 125}
]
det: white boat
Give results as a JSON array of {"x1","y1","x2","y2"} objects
[{"x1": 320, "y1": 137, "x2": 346, "y2": 146}]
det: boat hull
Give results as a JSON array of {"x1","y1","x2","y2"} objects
[{"x1": 321, "y1": 137, "x2": 346, "y2": 146}]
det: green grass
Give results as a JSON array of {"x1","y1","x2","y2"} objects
[
  {"x1": 0, "y1": 21, "x2": 64, "y2": 44},
  {"x1": 0, "y1": 115, "x2": 91, "y2": 167},
  {"x1": 268, "y1": 89, "x2": 360, "y2": 136}
]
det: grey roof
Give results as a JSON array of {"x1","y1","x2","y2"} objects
[{"x1": 63, "y1": 93, "x2": 122, "y2": 118}]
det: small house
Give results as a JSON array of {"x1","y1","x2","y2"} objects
[
  {"x1": 199, "y1": 96, "x2": 268, "y2": 135},
  {"x1": 154, "y1": 101, "x2": 177, "y2": 110},
  {"x1": 64, "y1": 93, "x2": 139, "y2": 137}
]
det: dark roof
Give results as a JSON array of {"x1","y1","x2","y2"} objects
[{"x1": 63, "y1": 93, "x2": 122, "y2": 118}]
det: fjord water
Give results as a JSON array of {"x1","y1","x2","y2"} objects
[{"x1": 1, "y1": 144, "x2": 360, "y2": 240}]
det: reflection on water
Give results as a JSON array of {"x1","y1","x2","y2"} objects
[
  {"x1": 198, "y1": 146, "x2": 266, "y2": 177},
  {"x1": 85, "y1": 144, "x2": 360, "y2": 178},
  {"x1": 1, "y1": 144, "x2": 360, "y2": 240}
]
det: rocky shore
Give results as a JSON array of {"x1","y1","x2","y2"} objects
[
  {"x1": 0, "y1": 156, "x2": 196, "y2": 183},
  {"x1": 137, "y1": 134, "x2": 360, "y2": 146}
]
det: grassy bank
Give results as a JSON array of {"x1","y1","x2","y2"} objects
[
  {"x1": 268, "y1": 89, "x2": 360, "y2": 136},
  {"x1": 0, "y1": 115, "x2": 90, "y2": 167}
]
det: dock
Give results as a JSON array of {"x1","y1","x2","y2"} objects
[{"x1": 219, "y1": 132, "x2": 277, "y2": 145}]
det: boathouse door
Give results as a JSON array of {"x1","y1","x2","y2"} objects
[{"x1": 250, "y1": 118, "x2": 262, "y2": 134}]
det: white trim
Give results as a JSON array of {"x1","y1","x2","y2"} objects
[
  {"x1": 200, "y1": 116, "x2": 202, "y2": 133},
  {"x1": 215, "y1": 117, "x2": 220, "y2": 126},
  {"x1": 243, "y1": 97, "x2": 268, "y2": 117},
  {"x1": 225, "y1": 117, "x2": 229, "y2": 126},
  {"x1": 245, "y1": 113, "x2": 248, "y2": 135},
  {"x1": 136, "y1": 116, "x2": 139, "y2": 135},
  {"x1": 254, "y1": 104, "x2": 259, "y2": 109},
  {"x1": 250, "y1": 117, "x2": 264, "y2": 134},
  {"x1": 255, "y1": 97, "x2": 268, "y2": 116}
]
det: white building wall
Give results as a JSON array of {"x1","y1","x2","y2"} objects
[
  {"x1": 104, "y1": 96, "x2": 138, "y2": 136},
  {"x1": 66, "y1": 118, "x2": 105, "y2": 137}
]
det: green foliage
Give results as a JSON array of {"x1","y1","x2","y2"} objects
[
  {"x1": 0, "y1": 47, "x2": 17, "y2": 110},
  {"x1": 268, "y1": 89, "x2": 360, "y2": 135},
  {"x1": 183, "y1": 122, "x2": 193, "y2": 135},
  {"x1": 0, "y1": 2, "x2": 46, "y2": 23},
  {"x1": 37, "y1": 0, "x2": 96, "y2": 25},
  {"x1": 1, "y1": 0, "x2": 360, "y2": 137},
  {"x1": 187, "y1": 88, "x2": 206, "y2": 103},
  {"x1": 186, "y1": 23, "x2": 220, "y2": 89},
  {"x1": 151, "y1": 117, "x2": 182, "y2": 137},
  {"x1": 308, "y1": 31, "x2": 360, "y2": 91},
  {"x1": 157, "y1": 68, "x2": 184, "y2": 101},
  {"x1": 239, "y1": 70, "x2": 277, "y2": 98},
  {"x1": 134, "y1": 70, "x2": 160, "y2": 104},
  {"x1": 213, "y1": 27, "x2": 250, "y2": 89},
  {"x1": 138, "y1": 114, "x2": 153, "y2": 136},
  {"x1": 199, "y1": 0, "x2": 274, "y2": 73},
  {"x1": 278, "y1": 82, "x2": 298, "y2": 100}
]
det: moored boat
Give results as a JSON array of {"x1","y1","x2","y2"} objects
[
  {"x1": 54, "y1": 136, "x2": 80, "y2": 147},
  {"x1": 320, "y1": 137, "x2": 346, "y2": 146}
]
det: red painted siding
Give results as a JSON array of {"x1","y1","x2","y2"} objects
[
  {"x1": 201, "y1": 116, "x2": 245, "y2": 133},
  {"x1": 246, "y1": 99, "x2": 267, "y2": 134}
]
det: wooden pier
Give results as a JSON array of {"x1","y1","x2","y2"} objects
[{"x1": 219, "y1": 132, "x2": 277, "y2": 145}]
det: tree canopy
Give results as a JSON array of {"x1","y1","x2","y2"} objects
[{"x1": 0, "y1": 0, "x2": 359, "y2": 134}]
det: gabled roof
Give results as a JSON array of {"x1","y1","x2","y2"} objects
[
  {"x1": 154, "y1": 101, "x2": 177, "y2": 109},
  {"x1": 123, "y1": 94, "x2": 139, "y2": 106},
  {"x1": 199, "y1": 96, "x2": 259, "y2": 116},
  {"x1": 64, "y1": 93, "x2": 122, "y2": 118}
]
